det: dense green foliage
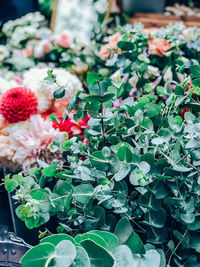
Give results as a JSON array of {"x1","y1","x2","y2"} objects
[
  {"x1": 21, "y1": 218, "x2": 162, "y2": 267},
  {"x1": 6, "y1": 63, "x2": 200, "y2": 266}
]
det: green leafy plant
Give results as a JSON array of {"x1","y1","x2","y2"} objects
[
  {"x1": 21, "y1": 218, "x2": 163, "y2": 267},
  {"x1": 5, "y1": 64, "x2": 200, "y2": 266}
]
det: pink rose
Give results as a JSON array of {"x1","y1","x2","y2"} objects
[
  {"x1": 34, "y1": 40, "x2": 52, "y2": 59},
  {"x1": 99, "y1": 33, "x2": 122, "y2": 61},
  {"x1": 53, "y1": 31, "x2": 72, "y2": 48},
  {"x1": 99, "y1": 44, "x2": 112, "y2": 61},
  {"x1": 147, "y1": 37, "x2": 172, "y2": 57},
  {"x1": 108, "y1": 33, "x2": 122, "y2": 50},
  {"x1": 21, "y1": 47, "x2": 33, "y2": 57}
]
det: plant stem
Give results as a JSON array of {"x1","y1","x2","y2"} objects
[
  {"x1": 167, "y1": 228, "x2": 188, "y2": 266},
  {"x1": 105, "y1": 122, "x2": 125, "y2": 134},
  {"x1": 98, "y1": 81, "x2": 105, "y2": 145}
]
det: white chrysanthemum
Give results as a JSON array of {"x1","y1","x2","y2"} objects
[
  {"x1": 0, "y1": 45, "x2": 9, "y2": 62},
  {"x1": 23, "y1": 67, "x2": 82, "y2": 113},
  {"x1": 0, "y1": 77, "x2": 18, "y2": 95}
]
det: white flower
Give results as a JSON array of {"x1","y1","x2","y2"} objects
[
  {"x1": 0, "y1": 76, "x2": 18, "y2": 95},
  {"x1": 0, "y1": 45, "x2": 9, "y2": 62},
  {"x1": 138, "y1": 53, "x2": 150, "y2": 63},
  {"x1": 23, "y1": 67, "x2": 82, "y2": 113},
  {"x1": 55, "y1": 0, "x2": 106, "y2": 44},
  {"x1": 129, "y1": 73, "x2": 139, "y2": 88},
  {"x1": 164, "y1": 67, "x2": 173, "y2": 83},
  {"x1": 177, "y1": 73, "x2": 185, "y2": 84},
  {"x1": 10, "y1": 26, "x2": 37, "y2": 48},
  {"x1": 3, "y1": 12, "x2": 45, "y2": 39},
  {"x1": 148, "y1": 65, "x2": 160, "y2": 77}
]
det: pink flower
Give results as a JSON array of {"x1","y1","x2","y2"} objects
[
  {"x1": 129, "y1": 88, "x2": 142, "y2": 99},
  {"x1": 151, "y1": 76, "x2": 162, "y2": 88},
  {"x1": 21, "y1": 47, "x2": 33, "y2": 57},
  {"x1": 34, "y1": 40, "x2": 52, "y2": 59},
  {"x1": 147, "y1": 37, "x2": 172, "y2": 57},
  {"x1": 99, "y1": 33, "x2": 122, "y2": 60},
  {"x1": 171, "y1": 84, "x2": 176, "y2": 91},
  {"x1": 113, "y1": 98, "x2": 122, "y2": 109},
  {"x1": 108, "y1": 33, "x2": 122, "y2": 50},
  {"x1": 53, "y1": 31, "x2": 72, "y2": 48},
  {"x1": 13, "y1": 75, "x2": 23, "y2": 85},
  {"x1": 99, "y1": 44, "x2": 112, "y2": 61},
  {"x1": 10, "y1": 115, "x2": 64, "y2": 170}
]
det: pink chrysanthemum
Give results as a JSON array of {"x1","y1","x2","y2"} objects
[{"x1": 10, "y1": 115, "x2": 64, "y2": 170}]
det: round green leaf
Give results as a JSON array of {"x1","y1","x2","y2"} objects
[
  {"x1": 126, "y1": 232, "x2": 145, "y2": 255},
  {"x1": 87, "y1": 72, "x2": 104, "y2": 85},
  {"x1": 75, "y1": 233, "x2": 107, "y2": 249},
  {"x1": 90, "y1": 151, "x2": 109, "y2": 171},
  {"x1": 90, "y1": 230, "x2": 119, "y2": 251},
  {"x1": 74, "y1": 246, "x2": 91, "y2": 267},
  {"x1": 55, "y1": 240, "x2": 76, "y2": 266},
  {"x1": 5, "y1": 179, "x2": 18, "y2": 192},
  {"x1": 114, "y1": 218, "x2": 133, "y2": 244},
  {"x1": 80, "y1": 239, "x2": 114, "y2": 267},
  {"x1": 132, "y1": 249, "x2": 161, "y2": 267},
  {"x1": 114, "y1": 245, "x2": 134, "y2": 267},
  {"x1": 117, "y1": 146, "x2": 132, "y2": 162},
  {"x1": 54, "y1": 86, "x2": 65, "y2": 99},
  {"x1": 73, "y1": 184, "x2": 94, "y2": 204},
  {"x1": 40, "y1": 234, "x2": 75, "y2": 246},
  {"x1": 21, "y1": 243, "x2": 55, "y2": 267}
]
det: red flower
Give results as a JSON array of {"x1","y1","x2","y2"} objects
[
  {"x1": 0, "y1": 87, "x2": 38, "y2": 123},
  {"x1": 181, "y1": 107, "x2": 189, "y2": 120},
  {"x1": 52, "y1": 112, "x2": 90, "y2": 139}
]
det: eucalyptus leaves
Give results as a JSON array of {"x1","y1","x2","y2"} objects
[
  {"x1": 5, "y1": 65, "x2": 200, "y2": 266},
  {"x1": 21, "y1": 218, "x2": 162, "y2": 267}
]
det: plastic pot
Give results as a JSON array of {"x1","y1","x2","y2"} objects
[
  {"x1": 8, "y1": 192, "x2": 58, "y2": 246},
  {"x1": 2, "y1": 169, "x2": 57, "y2": 245},
  {"x1": 0, "y1": 169, "x2": 13, "y2": 232}
]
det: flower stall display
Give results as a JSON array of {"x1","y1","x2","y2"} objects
[
  {"x1": 0, "y1": 67, "x2": 83, "y2": 171},
  {"x1": 1, "y1": 8, "x2": 200, "y2": 267}
]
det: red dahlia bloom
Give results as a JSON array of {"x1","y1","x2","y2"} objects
[{"x1": 0, "y1": 87, "x2": 38, "y2": 123}]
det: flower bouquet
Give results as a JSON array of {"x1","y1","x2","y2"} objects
[{"x1": 0, "y1": 67, "x2": 87, "y2": 171}]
